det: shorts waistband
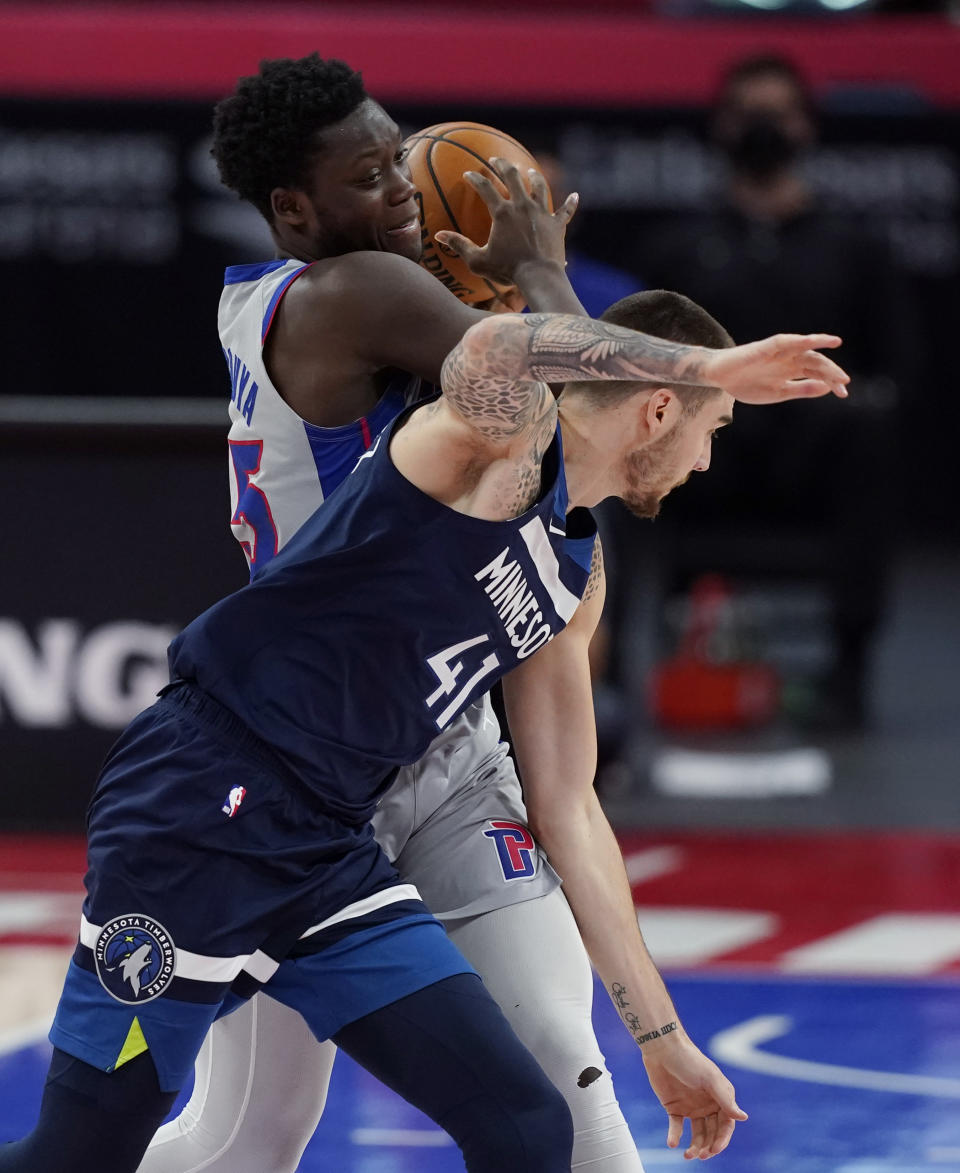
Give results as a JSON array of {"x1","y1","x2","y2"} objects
[{"x1": 158, "y1": 680, "x2": 283, "y2": 773}]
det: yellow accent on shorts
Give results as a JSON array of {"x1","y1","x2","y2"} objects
[{"x1": 114, "y1": 1016, "x2": 149, "y2": 1069}]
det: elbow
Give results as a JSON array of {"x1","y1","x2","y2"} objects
[
  {"x1": 441, "y1": 313, "x2": 528, "y2": 389},
  {"x1": 527, "y1": 792, "x2": 593, "y2": 857}
]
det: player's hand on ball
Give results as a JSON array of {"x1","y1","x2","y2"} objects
[
  {"x1": 641, "y1": 1032, "x2": 747, "y2": 1160},
  {"x1": 434, "y1": 157, "x2": 578, "y2": 288},
  {"x1": 702, "y1": 332, "x2": 849, "y2": 404}
]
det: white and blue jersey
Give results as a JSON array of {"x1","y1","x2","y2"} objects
[
  {"x1": 169, "y1": 402, "x2": 598, "y2": 826},
  {"x1": 221, "y1": 258, "x2": 419, "y2": 575}
]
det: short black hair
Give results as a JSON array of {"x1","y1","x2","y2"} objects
[
  {"x1": 604, "y1": 289, "x2": 734, "y2": 350},
  {"x1": 212, "y1": 53, "x2": 368, "y2": 221},
  {"x1": 566, "y1": 290, "x2": 734, "y2": 414}
]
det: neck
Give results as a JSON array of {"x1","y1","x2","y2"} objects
[
  {"x1": 558, "y1": 411, "x2": 616, "y2": 510},
  {"x1": 271, "y1": 228, "x2": 331, "y2": 265}
]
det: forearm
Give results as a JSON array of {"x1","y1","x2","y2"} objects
[
  {"x1": 512, "y1": 260, "x2": 587, "y2": 317},
  {"x1": 533, "y1": 792, "x2": 684, "y2": 1051},
  {"x1": 441, "y1": 311, "x2": 711, "y2": 439}
]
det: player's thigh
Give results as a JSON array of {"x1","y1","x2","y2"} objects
[
  {"x1": 332, "y1": 972, "x2": 573, "y2": 1171},
  {"x1": 447, "y1": 889, "x2": 603, "y2": 1076},
  {"x1": 139, "y1": 996, "x2": 335, "y2": 1173},
  {"x1": 391, "y1": 751, "x2": 559, "y2": 919}
]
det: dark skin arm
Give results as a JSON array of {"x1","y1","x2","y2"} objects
[
  {"x1": 265, "y1": 251, "x2": 484, "y2": 426},
  {"x1": 264, "y1": 254, "x2": 478, "y2": 429},
  {"x1": 265, "y1": 159, "x2": 582, "y2": 427}
]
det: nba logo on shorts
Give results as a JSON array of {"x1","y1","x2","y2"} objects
[
  {"x1": 483, "y1": 820, "x2": 537, "y2": 881},
  {"x1": 222, "y1": 785, "x2": 247, "y2": 817},
  {"x1": 94, "y1": 915, "x2": 177, "y2": 1004}
]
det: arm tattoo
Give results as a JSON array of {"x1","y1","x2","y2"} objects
[
  {"x1": 441, "y1": 315, "x2": 557, "y2": 442},
  {"x1": 524, "y1": 313, "x2": 708, "y2": 386},
  {"x1": 611, "y1": 981, "x2": 680, "y2": 1047},
  {"x1": 635, "y1": 1021, "x2": 679, "y2": 1047},
  {"x1": 440, "y1": 312, "x2": 709, "y2": 443},
  {"x1": 580, "y1": 539, "x2": 603, "y2": 605},
  {"x1": 610, "y1": 982, "x2": 630, "y2": 1011}
]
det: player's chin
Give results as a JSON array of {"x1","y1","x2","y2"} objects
[
  {"x1": 624, "y1": 494, "x2": 662, "y2": 520},
  {"x1": 381, "y1": 223, "x2": 423, "y2": 261}
]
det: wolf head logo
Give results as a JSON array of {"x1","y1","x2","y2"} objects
[{"x1": 114, "y1": 943, "x2": 154, "y2": 998}]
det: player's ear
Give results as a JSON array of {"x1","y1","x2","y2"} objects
[
  {"x1": 271, "y1": 187, "x2": 308, "y2": 226},
  {"x1": 644, "y1": 388, "x2": 679, "y2": 437}
]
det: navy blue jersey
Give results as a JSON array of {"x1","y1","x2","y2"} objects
[{"x1": 169, "y1": 401, "x2": 597, "y2": 824}]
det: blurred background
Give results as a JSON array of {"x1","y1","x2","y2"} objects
[
  {"x1": 0, "y1": 0, "x2": 957, "y2": 832},
  {"x1": 1, "y1": 4, "x2": 959, "y2": 1170}
]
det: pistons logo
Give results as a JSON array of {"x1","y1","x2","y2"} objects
[
  {"x1": 94, "y1": 914, "x2": 176, "y2": 1004},
  {"x1": 483, "y1": 821, "x2": 537, "y2": 881}
]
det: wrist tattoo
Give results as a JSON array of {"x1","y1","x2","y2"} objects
[{"x1": 635, "y1": 1021, "x2": 679, "y2": 1047}]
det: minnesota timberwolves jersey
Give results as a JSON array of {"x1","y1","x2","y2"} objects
[
  {"x1": 220, "y1": 258, "x2": 421, "y2": 575},
  {"x1": 218, "y1": 257, "x2": 560, "y2": 917},
  {"x1": 169, "y1": 404, "x2": 597, "y2": 825}
]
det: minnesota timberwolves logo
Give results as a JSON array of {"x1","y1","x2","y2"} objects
[{"x1": 94, "y1": 915, "x2": 176, "y2": 1004}]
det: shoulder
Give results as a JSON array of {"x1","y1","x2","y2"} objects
[
  {"x1": 289, "y1": 251, "x2": 444, "y2": 306},
  {"x1": 281, "y1": 251, "x2": 479, "y2": 355}
]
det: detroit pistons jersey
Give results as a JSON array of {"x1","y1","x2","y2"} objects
[
  {"x1": 220, "y1": 259, "x2": 421, "y2": 575},
  {"x1": 169, "y1": 405, "x2": 597, "y2": 824}
]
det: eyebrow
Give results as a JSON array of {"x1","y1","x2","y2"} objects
[
  {"x1": 351, "y1": 129, "x2": 402, "y2": 161},
  {"x1": 716, "y1": 414, "x2": 734, "y2": 426}
]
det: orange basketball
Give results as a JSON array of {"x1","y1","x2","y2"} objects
[{"x1": 404, "y1": 121, "x2": 552, "y2": 305}]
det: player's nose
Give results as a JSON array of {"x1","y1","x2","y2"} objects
[{"x1": 389, "y1": 164, "x2": 417, "y2": 205}]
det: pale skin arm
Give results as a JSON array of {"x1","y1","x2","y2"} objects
[
  {"x1": 502, "y1": 543, "x2": 747, "y2": 1161},
  {"x1": 392, "y1": 310, "x2": 847, "y2": 521},
  {"x1": 439, "y1": 311, "x2": 848, "y2": 446}
]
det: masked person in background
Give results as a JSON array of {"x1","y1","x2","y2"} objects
[{"x1": 635, "y1": 53, "x2": 913, "y2": 730}]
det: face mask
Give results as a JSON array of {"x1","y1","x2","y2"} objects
[{"x1": 723, "y1": 116, "x2": 801, "y2": 179}]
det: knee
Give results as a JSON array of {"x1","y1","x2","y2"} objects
[
  {"x1": 469, "y1": 1079, "x2": 573, "y2": 1171},
  {"x1": 514, "y1": 1082, "x2": 575, "y2": 1170}
]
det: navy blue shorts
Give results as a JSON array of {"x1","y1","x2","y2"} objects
[{"x1": 50, "y1": 685, "x2": 473, "y2": 1092}]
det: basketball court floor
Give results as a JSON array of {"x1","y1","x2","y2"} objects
[{"x1": 2, "y1": 829, "x2": 958, "y2": 1171}]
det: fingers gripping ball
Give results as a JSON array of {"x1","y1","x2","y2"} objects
[{"x1": 404, "y1": 121, "x2": 552, "y2": 305}]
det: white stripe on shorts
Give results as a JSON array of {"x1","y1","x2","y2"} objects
[
  {"x1": 297, "y1": 883, "x2": 424, "y2": 941},
  {"x1": 79, "y1": 915, "x2": 280, "y2": 985}
]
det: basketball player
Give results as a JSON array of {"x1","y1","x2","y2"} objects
[
  {"x1": 136, "y1": 54, "x2": 745, "y2": 1172},
  {"x1": 139, "y1": 54, "x2": 740, "y2": 1173}
]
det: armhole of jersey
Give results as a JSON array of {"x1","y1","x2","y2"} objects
[{"x1": 260, "y1": 262, "x2": 315, "y2": 347}]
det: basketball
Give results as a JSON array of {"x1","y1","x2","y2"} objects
[{"x1": 404, "y1": 121, "x2": 553, "y2": 305}]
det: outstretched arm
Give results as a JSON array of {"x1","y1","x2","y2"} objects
[
  {"x1": 502, "y1": 544, "x2": 747, "y2": 1160},
  {"x1": 441, "y1": 311, "x2": 848, "y2": 443}
]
